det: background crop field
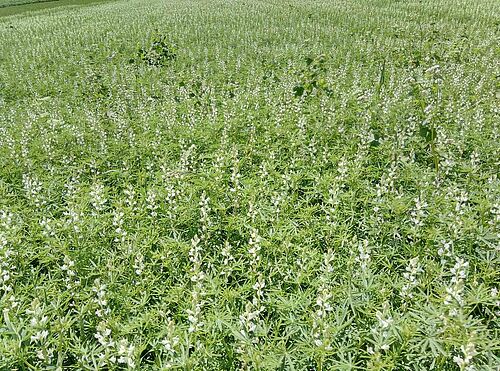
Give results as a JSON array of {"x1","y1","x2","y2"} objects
[
  {"x1": 0, "y1": 0, "x2": 108, "y2": 17},
  {"x1": 0, "y1": 0, "x2": 499, "y2": 369},
  {"x1": 0, "y1": 0, "x2": 48, "y2": 7}
]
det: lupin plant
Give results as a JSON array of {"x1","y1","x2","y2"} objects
[{"x1": 0, "y1": 0, "x2": 499, "y2": 369}]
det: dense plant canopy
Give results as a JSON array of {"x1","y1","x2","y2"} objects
[{"x1": 0, "y1": 0, "x2": 499, "y2": 369}]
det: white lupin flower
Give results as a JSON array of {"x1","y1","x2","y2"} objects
[
  {"x1": 438, "y1": 240, "x2": 453, "y2": 265},
  {"x1": 444, "y1": 257, "x2": 469, "y2": 310},
  {"x1": 93, "y1": 279, "x2": 110, "y2": 318},
  {"x1": 453, "y1": 342, "x2": 477, "y2": 370},
  {"x1": 117, "y1": 339, "x2": 136, "y2": 368},
  {"x1": 112, "y1": 210, "x2": 127, "y2": 243},
  {"x1": 124, "y1": 184, "x2": 137, "y2": 210},
  {"x1": 369, "y1": 302, "x2": 394, "y2": 354},
  {"x1": 90, "y1": 182, "x2": 107, "y2": 214},
  {"x1": 401, "y1": 257, "x2": 423, "y2": 300},
  {"x1": 355, "y1": 239, "x2": 371, "y2": 272},
  {"x1": 199, "y1": 191, "x2": 211, "y2": 238},
  {"x1": 95, "y1": 322, "x2": 115, "y2": 348},
  {"x1": 22, "y1": 174, "x2": 45, "y2": 208},
  {"x1": 31, "y1": 329, "x2": 49, "y2": 344},
  {"x1": 248, "y1": 228, "x2": 262, "y2": 269},
  {"x1": 165, "y1": 183, "x2": 179, "y2": 220},
  {"x1": 410, "y1": 195, "x2": 427, "y2": 228},
  {"x1": 146, "y1": 189, "x2": 158, "y2": 217}
]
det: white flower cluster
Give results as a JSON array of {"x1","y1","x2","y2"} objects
[
  {"x1": 90, "y1": 182, "x2": 107, "y2": 215},
  {"x1": 438, "y1": 240, "x2": 453, "y2": 266},
  {"x1": 220, "y1": 241, "x2": 235, "y2": 277},
  {"x1": 185, "y1": 192, "x2": 213, "y2": 344},
  {"x1": 160, "y1": 317, "x2": 180, "y2": 368},
  {"x1": 238, "y1": 275, "x2": 266, "y2": 343},
  {"x1": 199, "y1": 191, "x2": 211, "y2": 239},
  {"x1": 335, "y1": 157, "x2": 349, "y2": 187},
  {"x1": 146, "y1": 189, "x2": 158, "y2": 217},
  {"x1": 113, "y1": 209, "x2": 127, "y2": 243},
  {"x1": 248, "y1": 228, "x2": 262, "y2": 270},
  {"x1": 489, "y1": 202, "x2": 499, "y2": 235},
  {"x1": 187, "y1": 234, "x2": 205, "y2": 334},
  {"x1": 259, "y1": 161, "x2": 270, "y2": 182},
  {"x1": 22, "y1": 174, "x2": 45, "y2": 208},
  {"x1": 93, "y1": 278, "x2": 111, "y2": 318},
  {"x1": 0, "y1": 211, "x2": 17, "y2": 306},
  {"x1": 355, "y1": 239, "x2": 371, "y2": 273},
  {"x1": 117, "y1": 338, "x2": 136, "y2": 368},
  {"x1": 238, "y1": 229, "x2": 267, "y2": 357},
  {"x1": 247, "y1": 200, "x2": 257, "y2": 224},
  {"x1": 178, "y1": 142, "x2": 197, "y2": 174},
  {"x1": 63, "y1": 204, "x2": 83, "y2": 235},
  {"x1": 95, "y1": 321, "x2": 115, "y2": 351},
  {"x1": 0, "y1": 233, "x2": 14, "y2": 295},
  {"x1": 312, "y1": 250, "x2": 335, "y2": 349},
  {"x1": 400, "y1": 257, "x2": 423, "y2": 301},
  {"x1": 124, "y1": 184, "x2": 137, "y2": 211},
  {"x1": 368, "y1": 302, "x2": 394, "y2": 355},
  {"x1": 94, "y1": 321, "x2": 136, "y2": 368},
  {"x1": 325, "y1": 186, "x2": 340, "y2": 226},
  {"x1": 133, "y1": 252, "x2": 145, "y2": 276},
  {"x1": 230, "y1": 150, "x2": 242, "y2": 194},
  {"x1": 213, "y1": 152, "x2": 226, "y2": 183},
  {"x1": 61, "y1": 255, "x2": 80, "y2": 291},
  {"x1": 448, "y1": 189, "x2": 469, "y2": 237},
  {"x1": 453, "y1": 342, "x2": 477, "y2": 371},
  {"x1": 165, "y1": 183, "x2": 179, "y2": 220},
  {"x1": 410, "y1": 194, "x2": 427, "y2": 229},
  {"x1": 39, "y1": 217, "x2": 56, "y2": 238},
  {"x1": 27, "y1": 299, "x2": 53, "y2": 363},
  {"x1": 271, "y1": 191, "x2": 285, "y2": 218},
  {"x1": 63, "y1": 177, "x2": 80, "y2": 204},
  {"x1": 444, "y1": 257, "x2": 469, "y2": 314}
]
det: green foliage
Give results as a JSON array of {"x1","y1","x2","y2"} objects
[
  {"x1": 0, "y1": 0, "x2": 49, "y2": 7},
  {"x1": 0, "y1": 0, "x2": 109, "y2": 17},
  {"x1": 135, "y1": 33, "x2": 177, "y2": 67},
  {"x1": 293, "y1": 54, "x2": 332, "y2": 98},
  {"x1": 0, "y1": 0, "x2": 499, "y2": 369}
]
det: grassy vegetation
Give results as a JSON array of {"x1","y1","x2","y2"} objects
[
  {"x1": 0, "y1": 0, "x2": 108, "y2": 17},
  {"x1": 0, "y1": 0, "x2": 50, "y2": 7},
  {"x1": 0, "y1": 0, "x2": 499, "y2": 369}
]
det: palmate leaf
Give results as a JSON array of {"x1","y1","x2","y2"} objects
[{"x1": 417, "y1": 337, "x2": 445, "y2": 358}]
